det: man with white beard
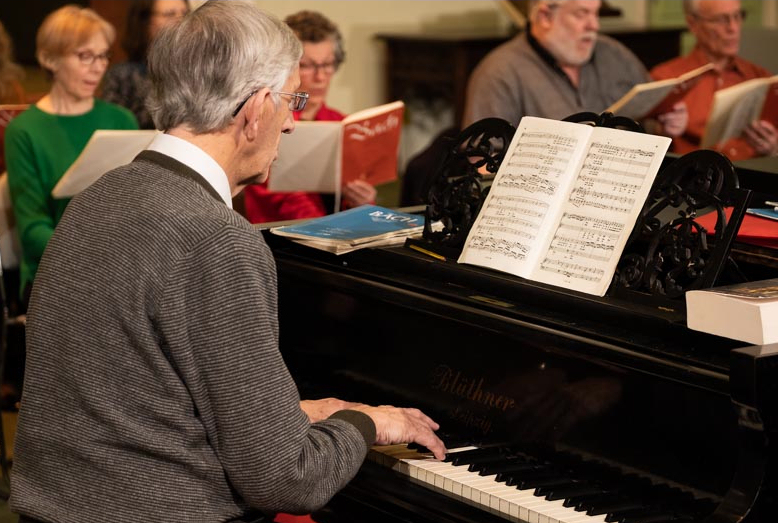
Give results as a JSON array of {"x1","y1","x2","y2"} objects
[{"x1": 463, "y1": 0, "x2": 687, "y2": 137}]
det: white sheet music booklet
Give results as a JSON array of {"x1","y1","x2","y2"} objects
[
  {"x1": 458, "y1": 117, "x2": 671, "y2": 296},
  {"x1": 53, "y1": 129, "x2": 159, "y2": 199}
]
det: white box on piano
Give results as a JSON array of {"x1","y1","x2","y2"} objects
[{"x1": 686, "y1": 279, "x2": 778, "y2": 345}]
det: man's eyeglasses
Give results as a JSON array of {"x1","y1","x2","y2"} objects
[
  {"x1": 74, "y1": 51, "x2": 111, "y2": 66},
  {"x1": 299, "y1": 61, "x2": 338, "y2": 76},
  {"x1": 231, "y1": 90, "x2": 309, "y2": 118},
  {"x1": 693, "y1": 9, "x2": 746, "y2": 26}
]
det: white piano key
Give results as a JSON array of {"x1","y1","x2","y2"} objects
[
  {"x1": 371, "y1": 445, "x2": 617, "y2": 523},
  {"x1": 524, "y1": 498, "x2": 569, "y2": 523}
]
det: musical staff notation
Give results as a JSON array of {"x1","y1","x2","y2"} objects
[
  {"x1": 567, "y1": 140, "x2": 658, "y2": 215},
  {"x1": 539, "y1": 258, "x2": 605, "y2": 282},
  {"x1": 458, "y1": 116, "x2": 672, "y2": 297},
  {"x1": 468, "y1": 235, "x2": 530, "y2": 260}
]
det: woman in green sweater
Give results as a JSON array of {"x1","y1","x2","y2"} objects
[{"x1": 5, "y1": 5, "x2": 137, "y2": 303}]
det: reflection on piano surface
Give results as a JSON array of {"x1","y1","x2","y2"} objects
[{"x1": 263, "y1": 154, "x2": 778, "y2": 523}]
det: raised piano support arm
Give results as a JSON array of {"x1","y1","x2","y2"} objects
[{"x1": 713, "y1": 345, "x2": 778, "y2": 522}]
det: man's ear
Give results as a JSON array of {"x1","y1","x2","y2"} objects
[
  {"x1": 242, "y1": 87, "x2": 272, "y2": 140},
  {"x1": 536, "y1": 4, "x2": 555, "y2": 28},
  {"x1": 685, "y1": 13, "x2": 700, "y2": 36}
]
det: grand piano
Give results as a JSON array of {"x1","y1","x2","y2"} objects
[{"x1": 263, "y1": 122, "x2": 778, "y2": 523}]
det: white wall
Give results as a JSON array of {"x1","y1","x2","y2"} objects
[
  {"x1": 253, "y1": 1, "x2": 511, "y2": 115},
  {"x1": 190, "y1": 1, "x2": 778, "y2": 116}
]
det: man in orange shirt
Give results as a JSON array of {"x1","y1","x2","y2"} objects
[{"x1": 651, "y1": 0, "x2": 777, "y2": 160}]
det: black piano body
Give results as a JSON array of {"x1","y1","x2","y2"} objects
[
  {"x1": 264, "y1": 151, "x2": 778, "y2": 522},
  {"x1": 266, "y1": 227, "x2": 778, "y2": 522}
]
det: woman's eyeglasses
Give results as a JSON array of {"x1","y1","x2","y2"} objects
[
  {"x1": 73, "y1": 51, "x2": 111, "y2": 66},
  {"x1": 299, "y1": 61, "x2": 338, "y2": 76}
]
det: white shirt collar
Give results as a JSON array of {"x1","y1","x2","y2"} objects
[{"x1": 146, "y1": 133, "x2": 233, "y2": 208}]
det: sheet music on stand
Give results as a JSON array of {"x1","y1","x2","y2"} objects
[{"x1": 458, "y1": 116, "x2": 671, "y2": 296}]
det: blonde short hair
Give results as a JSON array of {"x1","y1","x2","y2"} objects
[{"x1": 36, "y1": 4, "x2": 115, "y2": 68}]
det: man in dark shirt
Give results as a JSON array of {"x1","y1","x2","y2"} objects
[{"x1": 463, "y1": 0, "x2": 687, "y2": 136}]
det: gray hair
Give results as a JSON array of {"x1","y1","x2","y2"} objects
[
  {"x1": 146, "y1": 0, "x2": 302, "y2": 133},
  {"x1": 682, "y1": 0, "x2": 699, "y2": 15}
]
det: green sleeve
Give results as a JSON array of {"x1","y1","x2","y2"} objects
[{"x1": 5, "y1": 122, "x2": 57, "y2": 271}]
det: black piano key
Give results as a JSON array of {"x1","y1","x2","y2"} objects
[
  {"x1": 516, "y1": 475, "x2": 571, "y2": 490},
  {"x1": 587, "y1": 501, "x2": 647, "y2": 517},
  {"x1": 445, "y1": 447, "x2": 503, "y2": 465},
  {"x1": 460, "y1": 453, "x2": 506, "y2": 470},
  {"x1": 544, "y1": 484, "x2": 607, "y2": 501},
  {"x1": 504, "y1": 468, "x2": 557, "y2": 488},
  {"x1": 621, "y1": 512, "x2": 683, "y2": 523},
  {"x1": 477, "y1": 459, "x2": 535, "y2": 476},
  {"x1": 605, "y1": 507, "x2": 659, "y2": 523},
  {"x1": 526, "y1": 477, "x2": 576, "y2": 492},
  {"x1": 495, "y1": 464, "x2": 544, "y2": 483},
  {"x1": 533, "y1": 480, "x2": 582, "y2": 497},
  {"x1": 572, "y1": 492, "x2": 620, "y2": 511}
]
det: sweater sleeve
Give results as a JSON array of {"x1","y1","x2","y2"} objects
[{"x1": 158, "y1": 224, "x2": 367, "y2": 514}]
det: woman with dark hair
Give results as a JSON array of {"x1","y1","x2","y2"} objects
[{"x1": 101, "y1": 0, "x2": 189, "y2": 129}]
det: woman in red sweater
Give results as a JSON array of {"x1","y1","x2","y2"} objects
[{"x1": 244, "y1": 11, "x2": 376, "y2": 224}]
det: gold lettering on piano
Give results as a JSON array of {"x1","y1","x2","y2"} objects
[{"x1": 430, "y1": 365, "x2": 517, "y2": 412}]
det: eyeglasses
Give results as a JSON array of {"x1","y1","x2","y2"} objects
[
  {"x1": 231, "y1": 90, "x2": 309, "y2": 118},
  {"x1": 274, "y1": 90, "x2": 309, "y2": 112},
  {"x1": 73, "y1": 51, "x2": 111, "y2": 66},
  {"x1": 692, "y1": 9, "x2": 746, "y2": 26},
  {"x1": 299, "y1": 61, "x2": 339, "y2": 76}
]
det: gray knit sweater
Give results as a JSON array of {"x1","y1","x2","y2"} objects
[{"x1": 10, "y1": 151, "x2": 370, "y2": 522}]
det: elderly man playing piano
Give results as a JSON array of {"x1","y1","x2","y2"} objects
[{"x1": 9, "y1": 3, "x2": 445, "y2": 523}]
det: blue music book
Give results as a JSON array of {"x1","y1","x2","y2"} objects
[
  {"x1": 746, "y1": 208, "x2": 778, "y2": 222},
  {"x1": 270, "y1": 205, "x2": 424, "y2": 246}
]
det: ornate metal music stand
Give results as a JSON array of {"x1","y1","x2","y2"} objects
[
  {"x1": 410, "y1": 113, "x2": 751, "y2": 302},
  {"x1": 612, "y1": 150, "x2": 751, "y2": 300},
  {"x1": 407, "y1": 117, "x2": 515, "y2": 259},
  {"x1": 562, "y1": 110, "x2": 644, "y2": 132}
]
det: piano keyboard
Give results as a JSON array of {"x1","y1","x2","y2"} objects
[{"x1": 369, "y1": 445, "x2": 699, "y2": 523}]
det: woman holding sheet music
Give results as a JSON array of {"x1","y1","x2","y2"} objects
[
  {"x1": 4, "y1": 5, "x2": 137, "y2": 304},
  {"x1": 243, "y1": 10, "x2": 377, "y2": 224}
]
